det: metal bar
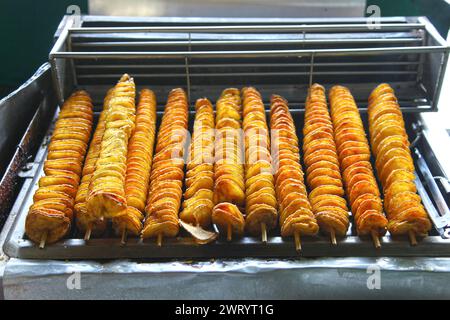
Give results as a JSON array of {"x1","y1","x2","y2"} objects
[
  {"x1": 49, "y1": 24, "x2": 70, "y2": 57},
  {"x1": 415, "y1": 173, "x2": 448, "y2": 237},
  {"x1": 80, "y1": 15, "x2": 411, "y2": 25},
  {"x1": 50, "y1": 57, "x2": 63, "y2": 106},
  {"x1": 431, "y1": 50, "x2": 450, "y2": 112},
  {"x1": 6, "y1": 235, "x2": 450, "y2": 260},
  {"x1": 67, "y1": 30, "x2": 77, "y2": 88},
  {"x1": 75, "y1": 61, "x2": 421, "y2": 69},
  {"x1": 50, "y1": 46, "x2": 448, "y2": 59},
  {"x1": 419, "y1": 16, "x2": 450, "y2": 48},
  {"x1": 416, "y1": 28, "x2": 427, "y2": 84},
  {"x1": 76, "y1": 71, "x2": 418, "y2": 79},
  {"x1": 49, "y1": 17, "x2": 73, "y2": 106},
  {"x1": 67, "y1": 23, "x2": 427, "y2": 34},
  {"x1": 415, "y1": 148, "x2": 450, "y2": 226},
  {"x1": 185, "y1": 33, "x2": 191, "y2": 102},
  {"x1": 309, "y1": 53, "x2": 315, "y2": 86},
  {"x1": 72, "y1": 38, "x2": 423, "y2": 47}
]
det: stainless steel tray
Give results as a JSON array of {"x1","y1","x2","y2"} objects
[
  {"x1": 3, "y1": 15, "x2": 450, "y2": 260},
  {"x1": 3, "y1": 108, "x2": 450, "y2": 260}
]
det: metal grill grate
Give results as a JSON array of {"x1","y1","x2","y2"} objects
[{"x1": 50, "y1": 16, "x2": 449, "y2": 112}]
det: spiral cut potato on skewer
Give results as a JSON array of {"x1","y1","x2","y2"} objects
[
  {"x1": 142, "y1": 88, "x2": 189, "y2": 242},
  {"x1": 180, "y1": 98, "x2": 215, "y2": 228},
  {"x1": 270, "y1": 95, "x2": 319, "y2": 250},
  {"x1": 86, "y1": 74, "x2": 136, "y2": 220},
  {"x1": 302, "y1": 84, "x2": 349, "y2": 241},
  {"x1": 113, "y1": 89, "x2": 157, "y2": 237},
  {"x1": 74, "y1": 89, "x2": 114, "y2": 238},
  {"x1": 241, "y1": 87, "x2": 277, "y2": 239},
  {"x1": 328, "y1": 85, "x2": 388, "y2": 242},
  {"x1": 212, "y1": 88, "x2": 246, "y2": 240},
  {"x1": 368, "y1": 83, "x2": 431, "y2": 239},
  {"x1": 25, "y1": 90, "x2": 94, "y2": 245}
]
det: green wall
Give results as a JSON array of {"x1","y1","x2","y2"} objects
[
  {"x1": 367, "y1": 0, "x2": 450, "y2": 37},
  {"x1": 0, "y1": 0, "x2": 87, "y2": 95}
]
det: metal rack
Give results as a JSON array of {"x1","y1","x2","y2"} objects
[
  {"x1": 2, "y1": 15, "x2": 450, "y2": 261},
  {"x1": 1, "y1": 15, "x2": 450, "y2": 299},
  {"x1": 3, "y1": 109, "x2": 450, "y2": 260},
  {"x1": 50, "y1": 16, "x2": 449, "y2": 112}
]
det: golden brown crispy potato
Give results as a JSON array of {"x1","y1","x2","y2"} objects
[
  {"x1": 271, "y1": 94, "x2": 318, "y2": 238},
  {"x1": 329, "y1": 85, "x2": 387, "y2": 236},
  {"x1": 87, "y1": 75, "x2": 136, "y2": 221},
  {"x1": 368, "y1": 83, "x2": 431, "y2": 236},
  {"x1": 142, "y1": 88, "x2": 188, "y2": 239},
  {"x1": 111, "y1": 89, "x2": 157, "y2": 236},
  {"x1": 26, "y1": 90, "x2": 93, "y2": 245}
]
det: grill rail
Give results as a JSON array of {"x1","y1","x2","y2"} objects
[{"x1": 50, "y1": 16, "x2": 449, "y2": 112}]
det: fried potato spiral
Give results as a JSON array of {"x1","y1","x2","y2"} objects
[
  {"x1": 270, "y1": 95, "x2": 319, "y2": 237},
  {"x1": 212, "y1": 88, "x2": 246, "y2": 238},
  {"x1": 113, "y1": 89, "x2": 157, "y2": 236},
  {"x1": 74, "y1": 89, "x2": 114, "y2": 236},
  {"x1": 86, "y1": 74, "x2": 136, "y2": 220},
  {"x1": 241, "y1": 87, "x2": 277, "y2": 236},
  {"x1": 368, "y1": 83, "x2": 431, "y2": 236},
  {"x1": 328, "y1": 85, "x2": 388, "y2": 236},
  {"x1": 180, "y1": 98, "x2": 215, "y2": 228},
  {"x1": 142, "y1": 88, "x2": 189, "y2": 239},
  {"x1": 303, "y1": 84, "x2": 349, "y2": 237},
  {"x1": 26, "y1": 90, "x2": 93, "y2": 244}
]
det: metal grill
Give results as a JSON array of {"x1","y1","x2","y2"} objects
[
  {"x1": 3, "y1": 15, "x2": 450, "y2": 260},
  {"x1": 50, "y1": 16, "x2": 449, "y2": 112}
]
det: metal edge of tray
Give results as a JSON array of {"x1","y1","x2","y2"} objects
[{"x1": 3, "y1": 113, "x2": 450, "y2": 260}]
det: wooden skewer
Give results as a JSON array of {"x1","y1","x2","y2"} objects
[
  {"x1": 156, "y1": 233, "x2": 163, "y2": 247},
  {"x1": 261, "y1": 222, "x2": 267, "y2": 243},
  {"x1": 121, "y1": 229, "x2": 128, "y2": 246},
  {"x1": 84, "y1": 224, "x2": 92, "y2": 241},
  {"x1": 371, "y1": 230, "x2": 381, "y2": 249},
  {"x1": 330, "y1": 229, "x2": 337, "y2": 246},
  {"x1": 39, "y1": 231, "x2": 48, "y2": 249},
  {"x1": 226, "y1": 223, "x2": 232, "y2": 242},
  {"x1": 408, "y1": 230, "x2": 418, "y2": 246},
  {"x1": 294, "y1": 231, "x2": 302, "y2": 252}
]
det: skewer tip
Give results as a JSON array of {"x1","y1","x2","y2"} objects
[
  {"x1": 157, "y1": 233, "x2": 163, "y2": 247},
  {"x1": 371, "y1": 230, "x2": 381, "y2": 249},
  {"x1": 261, "y1": 222, "x2": 267, "y2": 244},
  {"x1": 226, "y1": 224, "x2": 232, "y2": 242},
  {"x1": 39, "y1": 231, "x2": 47, "y2": 249},
  {"x1": 408, "y1": 230, "x2": 418, "y2": 246},
  {"x1": 330, "y1": 229, "x2": 337, "y2": 246},
  {"x1": 120, "y1": 229, "x2": 128, "y2": 246},
  {"x1": 84, "y1": 225, "x2": 92, "y2": 241},
  {"x1": 294, "y1": 231, "x2": 302, "y2": 253}
]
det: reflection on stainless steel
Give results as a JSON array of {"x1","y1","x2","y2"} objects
[{"x1": 88, "y1": 0, "x2": 365, "y2": 18}]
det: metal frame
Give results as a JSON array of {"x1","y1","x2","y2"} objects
[
  {"x1": 2, "y1": 15, "x2": 446, "y2": 260},
  {"x1": 49, "y1": 16, "x2": 449, "y2": 112}
]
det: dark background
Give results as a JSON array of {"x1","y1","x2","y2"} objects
[{"x1": 0, "y1": 0, "x2": 448, "y2": 97}]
